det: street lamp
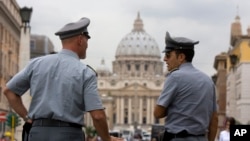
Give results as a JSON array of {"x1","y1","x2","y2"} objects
[
  {"x1": 15, "y1": 5, "x2": 33, "y2": 141},
  {"x1": 20, "y1": 7, "x2": 32, "y2": 33},
  {"x1": 19, "y1": 6, "x2": 32, "y2": 70}
]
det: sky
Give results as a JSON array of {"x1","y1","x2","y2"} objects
[{"x1": 17, "y1": 0, "x2": 250, "y2": 77}]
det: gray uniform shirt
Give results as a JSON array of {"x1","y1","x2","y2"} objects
[
  {"x1": 157, "y1": 63, "x2": 217, "y2": 135},
  {"x1": 6, "y1": 49, "x2": 103, "y2": 125}
]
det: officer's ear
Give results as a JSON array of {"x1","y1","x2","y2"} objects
[
  {"x1": 77, "y1": 35, "x2": 84, "y2": 45},
  {"x1": 177, "y1": 53, "x2": 186, "y2": 62}
]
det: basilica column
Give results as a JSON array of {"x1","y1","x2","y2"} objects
[
  {"x1": 120, "y1": 97, "x2": 124, "y2": 124},
  {"x1": 128, "y1": 97, "x2": 132, "y2": 124},
  {"x1": 147, "y1": 97, "x2": 151, "y2": 124},
  {"x1": 139, "y1": 97, "x2": 143, "y2": 124},
  {"x1": 151, "y1": 97, "x2": 155, "y2": 123},
  {"x1": 133, "y1": 83, "x2": 139, "y2": 130},
  {"x1": 116, "y1": 97, "x2": 121, "y2": 124}
]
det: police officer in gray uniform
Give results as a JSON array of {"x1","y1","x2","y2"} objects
[
  {"x1": 4, "y1": 17, "x2": 123, "y2": 141},
  {"x1": 154, "y1": 32, "x2": 218, "y2": 141}
]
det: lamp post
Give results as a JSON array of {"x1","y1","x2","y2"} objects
[
  {"x1": 19, "y1": 6, "x2": 33, "y2": 105},
  {"x1": 16, "y1": 6, "x2": 32, "y2": 141},
  {"x1": 20, "y1": 7, "x2": 32, "y2": 33},
  {"x1": 19, "y1": 6, "x2": 32, "y2": 70}
]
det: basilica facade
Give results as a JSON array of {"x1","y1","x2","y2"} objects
[{"x1": 84, "y1": 13, "x2": 166, "y2": 132}]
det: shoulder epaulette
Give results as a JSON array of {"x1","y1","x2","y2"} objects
[{"x1": 87, "y1": 65, "x2": 98, "y2": 77}]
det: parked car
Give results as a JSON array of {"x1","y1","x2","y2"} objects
[
  {"x1": 142, "y1": 132, "x2": 151, "y2": 141},
  {"x1": 109, "y1": 130, "x2": 122, "y2": 137},
  {"x1": 151, "y1": 124, "x2": 165, "y2": 141},
  {"x1": 121, "y1": 130, "x2": 133, "y2": 141}
]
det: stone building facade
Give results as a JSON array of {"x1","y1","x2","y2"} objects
[
  {"x1": 226, "y1": 13, "x2": 250, "y2": 124},
  {"x1": 0, "y1": 0, "x2": 21, "y2": 135},
  {"x1": 0, "y1": 0, "x2": 55, "y2": 138},
  {"x1": 85, "y1": 13, "x2": 166, "y2": 132},
  {"x1": 214, "y1": 12, "x2": 250, "y2": 136}
]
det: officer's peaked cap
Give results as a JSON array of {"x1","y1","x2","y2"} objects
[
  {"x1": 55, "y1": 17, "x2": 91, "y2": 40},
  {"x1": 162, "y1": 32, "x2": 199, "y2": 53}
]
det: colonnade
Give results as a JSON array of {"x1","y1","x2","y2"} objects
[{"x1": 115, "y1": 96, "x2": 156, "y2": 125}]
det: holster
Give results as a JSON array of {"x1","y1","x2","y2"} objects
[
  {"x1": 158, "y1": 131, "x2": 165, "y2": 141},
  {"x1": 162, "y1": 131, "x2": 174, "y2": 141},
  {"x1": 22, "y1": 122, "x2": 32, "y2": 141}
]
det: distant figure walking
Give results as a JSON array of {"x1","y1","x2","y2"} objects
[{"x1": 219, "y1": 117, "x2": 236, "y2": 141}]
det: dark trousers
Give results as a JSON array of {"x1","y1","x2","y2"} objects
[
  {"x1": 27, "y1": 119, "x2": 84, "y2": 141},
  {"x1": 29, "y1": 126, "x2": 84, "y2": 141},
  {"x1": 162, "y1": 130, "x2": 205, "y2": 141}
]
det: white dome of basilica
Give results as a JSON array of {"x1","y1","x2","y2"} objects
[{"x1": 115, "y1": 13, "x2": 161, "y2": 58}]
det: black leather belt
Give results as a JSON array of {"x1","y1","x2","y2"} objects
[
  {"x1": 32, "y1": 119, "x2": 82, "y2": 128},
  {"x1": 163, "y1": 130, "x2": 205, "y2": 141}
]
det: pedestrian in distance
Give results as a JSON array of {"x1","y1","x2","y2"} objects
[
  {"x1": 154, "y1": 32, "x2": 218, "y2": 141},
  {"x1": 4, "y1": 17, "x2": 124, "y2": 141},
  {"x1": 218, "y1": 116, "x2": 236, "y2": 141}
]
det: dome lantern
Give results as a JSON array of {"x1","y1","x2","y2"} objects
[{"x1": 132, "y1": 12, "x2": 144, "y2": 32}]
